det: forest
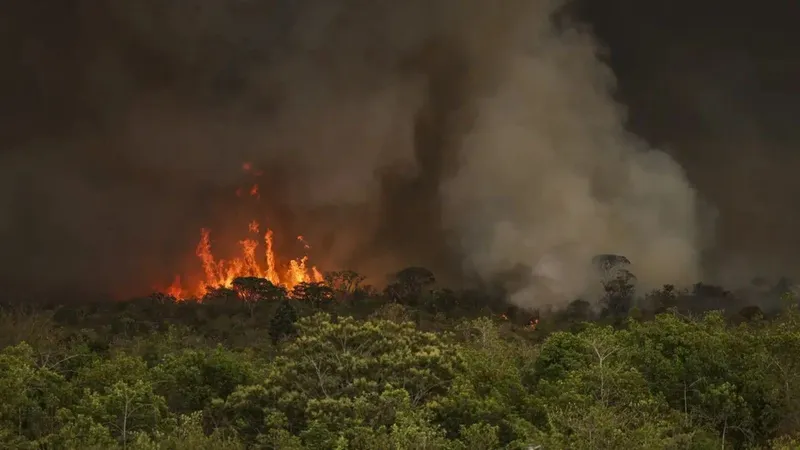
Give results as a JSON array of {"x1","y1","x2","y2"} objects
[{"x1": 3, "y1": 264, "x2": 800, "y2": 450}]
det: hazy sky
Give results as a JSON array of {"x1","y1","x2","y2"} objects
[{"x1": 0, "y1": 0, "x2": 798, "y2": 298}]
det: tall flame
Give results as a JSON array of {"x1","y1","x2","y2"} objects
[{"x1": 163, "y1": 162, "x2": 324, "y2": 299}]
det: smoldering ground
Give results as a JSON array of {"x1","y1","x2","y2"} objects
[{"x1": 1, "y1": 0, "x2": 795, "y2": 305}]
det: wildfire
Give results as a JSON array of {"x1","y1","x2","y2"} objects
[{"x1": 163, "y1": 162, "x2": 324, "y2": 299}]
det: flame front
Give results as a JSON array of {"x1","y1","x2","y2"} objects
[
  {"x1": 163, "y1": 162, "x2": 324, "y2": 299},
  {"x1": 167, "y1": 222, "x2": 324, "y2": 299}
]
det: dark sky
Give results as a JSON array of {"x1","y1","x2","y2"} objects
[
  {"x1": 577, "y1": 0, "x2": 800, "y2": 281},
  {"x1": 0, "y1": 0, "x2": 799, "y2": 296}
]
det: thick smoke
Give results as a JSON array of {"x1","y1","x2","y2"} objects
[
  {"x1": 436, "y1": 9, "x2": 703, "y2": 306},
  {"x1": 579, "y1": 0, "x2": 800, "y2": 288},
  {"x1": 1, "y1": 0, "x2": 707, "y2": 302}
]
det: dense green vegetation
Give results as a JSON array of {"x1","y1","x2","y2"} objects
[{"x1": 3, "y1": 267, "x2": 800, "y2": 449}]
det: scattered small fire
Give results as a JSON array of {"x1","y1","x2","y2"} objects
[
  {"x1": 497, "y1": 313, "x2": 538, "y2": 330},
  {"x1": 163, "y1": 162, "x2": 323, "y2": 299}
]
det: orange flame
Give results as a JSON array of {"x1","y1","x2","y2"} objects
[
  {"x1": 264, "y1": 229, "x2": 280, "y2": 283},
  {"x1": 167, "y1": 223, "x2": 324, "y2": 299},
  {"x1": 166, "y1": 275, "x2": 183, "y2": 299},
  {"x1": 163, "y1": 162, "x2": 324, "y2": 299}
]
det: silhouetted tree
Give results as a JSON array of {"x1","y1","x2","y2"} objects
[
  {"x1": 269, "y1": 300, "x2": 298, "y2": 345},
  {"x1": 422, "y1": 288, "x2": 459, "y2": 315},
  {"x1": 690, "y1": 283, "x2": 737, "y2": 312},
  {"x1": 291, "y1": 282, "x2": 334, "y2": 309},
  {"x1": 692, "y1": 283, "x2": 730, "y2": 298},
  {"x1": 592, "y1": 254, "x2": 632, "y2": 278},
  {"x1": 648, "y1": 284, "x2": 678, "y2": 314},
  {"x1": 601, "y1": 269, "x2": 636, "y2": 322},
  {"x1": 232, "y1": 277, "x2": 286, "y2": 317},
  {"x1": 563, "y1": 298, "x2": 592, "y2": 325},
  {"x1": 202, "y1": 286, "x2": 239, "y2": 306},
  {"x1": 324, "y1": 270, "x2": 366, "y2": 295},
  {"x1": 147, "y1": 292, "x2": 177, "y2": 306},
  {"x1": 738, "y1": 305, "x2": 764, "y2": 322},
  {"x1": 385, "y1": 267, "x2": 436, "y2": 305},
  {"x1": 354, "y1": 284, "x2": 380, "y2": 300},
  {"x1": 232, "y1": 277, "x2": 286, "y2": 302}
]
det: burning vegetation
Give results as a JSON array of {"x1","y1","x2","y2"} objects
[{"x1": 163, "y1": 162, "x2": 324, "y2": 300}]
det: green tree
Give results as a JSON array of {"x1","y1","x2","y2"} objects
[
  {"x1": 627, "y1": 312, "x2": 767, "y2": 447},
  {"x1": 73, "y1": 354, "x2": 150, "y2": 394},
  {"x1": 151, "y1": 346, "x2": 257, "y2": 414},
  {"x1": 70, "y1": 380, "x2": 169, "y2": 448},
  {"x1": 532, "y1": 324, "x2": 699, "y2": 448},
  {"x1": 759, "y1": 304, "x2": 800, "y2": 435},
  {"x1": 127, "y1": 411, "x2": 243, "y2": 450},
  {"x1": 369, "y1": 303, "x2": 412, "y2": 324},
  {"x1": 436, "y1": 318, "x2": 535, "y2": 445},
  {"x1": 0, "y1": 342, "x2": 69, "y2": 448},
  {"x1": 220, "y1": 313, "x2": 461, "y2": 447},
  {"x1": 48, "y1": 410, "x2": 117, "y2": 450}
]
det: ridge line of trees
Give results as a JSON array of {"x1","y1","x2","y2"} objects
[{"x1": 2, "y1": 263, "x2": 800, "y2": 449}]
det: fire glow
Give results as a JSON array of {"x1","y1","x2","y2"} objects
[{"x1": 164, "y1": 162, "x2": 323, "y2": 299}]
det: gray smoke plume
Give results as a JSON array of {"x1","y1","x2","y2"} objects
[
  {"x1": 0, "y1": 0, "x2": 707, "y2": 301},
  {"x1": 438, "y1": 12, "x2": 704, "y2": 306}
]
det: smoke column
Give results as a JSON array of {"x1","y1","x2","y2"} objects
[
  {"x1": 0, "y1": 0, "x2": 706, "y2": 301},
  {"x1": 437, "y1": 3, "x2": 705, "y2": 306}
]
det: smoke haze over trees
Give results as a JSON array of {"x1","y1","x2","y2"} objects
[{"x1": 0, "y1": 0, "x2": 798, "y2": 304}]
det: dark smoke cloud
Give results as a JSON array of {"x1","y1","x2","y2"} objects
[{"x1": 0, "y1": 0, "x2": 796, "y2": 302}]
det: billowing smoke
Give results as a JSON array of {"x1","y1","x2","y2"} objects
[
  {"x1": 0, "y1": 0, "x2": 706, "y2": 302},
  {"x1": 437, "y1": 12, "x2": 704, "y2": 306}
]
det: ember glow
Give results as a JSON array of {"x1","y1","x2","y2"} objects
[{"x1": 163, "y1": 163, "x2": 324, "y2": 299}]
